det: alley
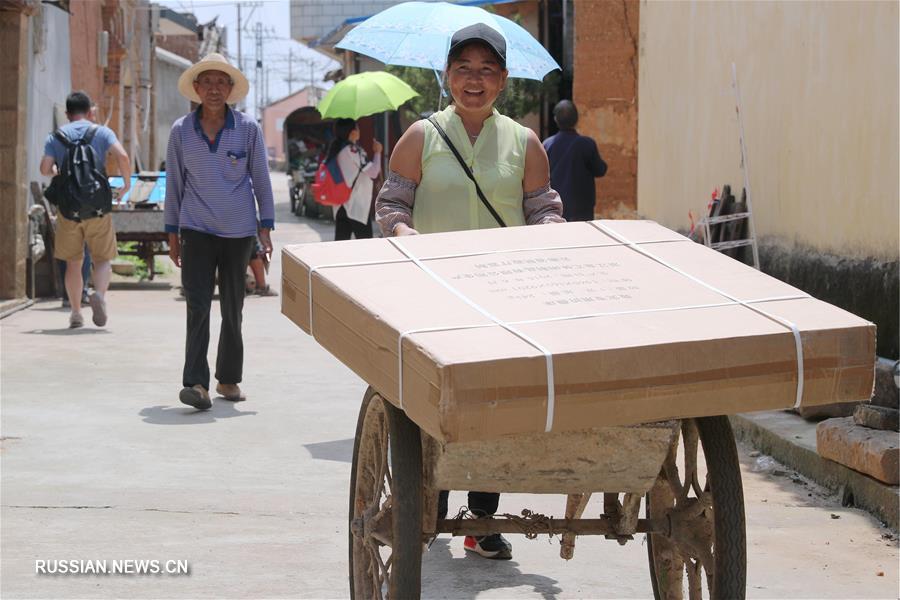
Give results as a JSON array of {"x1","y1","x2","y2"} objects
[{"x1": 1, "y1": 175, "x2": 897, "y2": 599}]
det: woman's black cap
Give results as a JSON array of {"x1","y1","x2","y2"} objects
[{"x1": 448, "y1": 23, "x2": 507, "y2": 66}]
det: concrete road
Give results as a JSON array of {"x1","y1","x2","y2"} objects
[{"x1": 1, "y1": 174, "x2": 897, "y2": 599}]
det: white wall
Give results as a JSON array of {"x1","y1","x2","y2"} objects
[
  {"x1": 26, "y1": 4, "x2": 72, "y2": 191},
  {"x1": 637, "y1": 0, "x2": 899, "y2": 260}
]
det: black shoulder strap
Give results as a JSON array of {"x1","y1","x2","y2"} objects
[
  {"x1": 347, "y1": 146, "x2": 365, "y2": 192},
  {"x1": 426, "y1": 117, "x2": 506, "y2": 228},
  {"x1": 53, "y1": 129, "x2": 73, "y2": 148},
  {"x1": 81, "y1": 124, "x2": 100, "y2": 145}
]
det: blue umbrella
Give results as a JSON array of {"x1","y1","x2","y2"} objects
[{"x1": 335, "y1": 1, "x2": 559, "y2": 81}]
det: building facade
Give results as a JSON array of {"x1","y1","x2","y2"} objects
[
  {"x1": 154, "y1": 46, "x2": 192, "y2": 170},
  {"x1": 261, "y1": 86, "x2": 326, "y2": 168},
  {"x1": 290, "y1": 0, "x2": 398, "y2": 47},
  {"x1": 0, "y1": 0, "x2": 213, "y2": 302},
  {"x1": 572, "y1": 0, "x2": 638, "y2": 219}
]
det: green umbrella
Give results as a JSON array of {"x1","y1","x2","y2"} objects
[{"x1": 317, "y1": 71, "x2": 419, "y2": 120}]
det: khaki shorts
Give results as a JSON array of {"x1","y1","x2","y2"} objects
[{"x1": 55, "y1": 214, "x2": 118, "y2": 263}]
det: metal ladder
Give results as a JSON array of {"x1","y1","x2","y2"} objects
[{"x1": 700, "y1": 63, "x2": 761, "y2": 270}]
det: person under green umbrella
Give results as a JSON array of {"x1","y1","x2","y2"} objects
[
  {"x1": 325, "y1": 118, "x2": 383, "y2": 240},
  {"x1": 317, "y1": 71, "x2": 418, "y2": 120}
]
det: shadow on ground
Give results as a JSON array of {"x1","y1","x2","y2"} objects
[
  {"x1": 421, "y1": 538, "x2": 562, "y2": 600},
  {"x1": 22, "y1": 328, "x2": 110, "y2": 335},
  {"x1": 109, "y1": 281, "x2": 174, "y2": 291},
  {"x1": 139, "y1": 400, "x2": 257, "y2": 425},
  {"x1": 303, "y1": 438, "x2": 354, "y2": 463}
]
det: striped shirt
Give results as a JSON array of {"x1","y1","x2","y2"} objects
[{"x1": 164, "y1": 106, "x2": 275, "y2": 237}]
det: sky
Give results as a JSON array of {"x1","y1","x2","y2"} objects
[{"x1": 159, "y1": 0, "x2": 339, "y2": 119}]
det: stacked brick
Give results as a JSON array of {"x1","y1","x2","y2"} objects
[{"x1": 816, "y1": 359, "x2": 900, "y2": 485}]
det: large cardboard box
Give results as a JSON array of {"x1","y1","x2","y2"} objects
[{"x1": 282, "y1": 220, "x2": 875, "y2": 443}]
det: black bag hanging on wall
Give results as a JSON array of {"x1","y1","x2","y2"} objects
[{"x1": 43, "y1": 125, "x2": 112, "y2": 222}]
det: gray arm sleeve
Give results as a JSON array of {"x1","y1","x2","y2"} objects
[
  {"x1": 374, "y1": 170, "x2": 417, "y2": 237},
  {"x1": 523, "y1": 183, "x2": 566, "y2": 225}
]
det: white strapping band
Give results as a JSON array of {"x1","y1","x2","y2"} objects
[
  {"x1": 304, "y1": 238, "x2": 649, "y2": 334},
  {"x1": 395, "y1": 293, "x2": 808, "y2": 414},
  {"x1": 388, "y1": 237, "x2": 558, "y2": 432},
  {"x1": 307, "y1": 258, "x2": 408, "y2": 335},
  {"x1": 302, "y1": 228, "x2": 810, "y2": 425},
  {"x1": 590, "y1": 222, "x2": 806, "y2": 409}
]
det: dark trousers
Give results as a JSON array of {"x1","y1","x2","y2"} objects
[
  {"x1": 334, "y1": 206, "x2": 372, "y2": 241},
  {"x1": 180, "y1": 229, "x2": 254, "y2": 390},
  {"x1": 437, "y1": 490, "x2": 500, "y2": 520}
]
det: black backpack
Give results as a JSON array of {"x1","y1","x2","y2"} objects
[{"x1": 44, "y1": 125, "x2": 112, "y2": 221}]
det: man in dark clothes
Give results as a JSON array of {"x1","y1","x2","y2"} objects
[{"x1": 542, "y1": 100, "x2": 608, "y2": 221}]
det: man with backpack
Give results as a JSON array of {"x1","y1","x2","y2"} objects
[{"x1": 40, "y1": 91, "x2": 132, "y2": 329}]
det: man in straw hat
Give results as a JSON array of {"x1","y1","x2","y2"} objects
[{"x1": 164, "y1": 53, "x2": 275, "y2": 410}]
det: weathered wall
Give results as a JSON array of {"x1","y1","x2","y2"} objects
[
  {"x1": 69, "y1": 0, "x2": 105, "y2": 109},
  {"x1": 101, "y1": 0, "x2": 124, "y2": 171},
  {"x1": 0, "y1": 8, "x2": 30, "y2": 300},
  {"x1": 156, "y1": 33, "x2": 199, "y2": 63},
  {"x1": 572, "y1": 0, "x2": 639, "y2": 218},
  {"x1": 637, "y1": 0, "x2": 899, "y2": 260},
  {"x1": 25, "y1": 3, "x2": 72, "y2": 188},
  {"x1": 760, "y1": 238, "x2": 898, "y2": 358},
  {"x1": 155, "y1": 46, "x2": 191, "y2": 170}
]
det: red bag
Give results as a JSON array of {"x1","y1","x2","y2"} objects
[{"x1": 311, "y1": 157, "x2": 361, "y2": 206}]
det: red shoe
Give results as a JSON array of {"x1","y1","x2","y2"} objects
[{"x1": 464, "y1": 534, "x2": 512, "y2": 560}]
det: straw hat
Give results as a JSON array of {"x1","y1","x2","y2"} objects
[{"x1": 177, "y1": 53, "x2": 249, "y2": 104}]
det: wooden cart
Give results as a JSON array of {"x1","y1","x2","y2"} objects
[
  {"x1": 111, "y1": 208, "x2": 167, "y2": 280},
  {"x1": 110, "y1": 173, "x2": 168, "y2": 280},
  {"x1": 349, "y1": 387, "x2": 747, "y2": 600}
]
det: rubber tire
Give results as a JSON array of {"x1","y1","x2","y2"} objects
[
  {"x1": 348, "y1": 389, "x2": 423, "y2": 599},
  {"x1": 646, "y1": 416, "x2": 746, "y2": 600},
  {"x1": 302, "y1": 188, "x2": 319, "y2": 219}
]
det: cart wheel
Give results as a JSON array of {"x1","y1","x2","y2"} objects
[
  {"x1": 295, "y1": 184, "x2": 308, "y2": 216},
  {"x1": 303, "y1": 188, "x2": 319, "y2": 219},
  {"x1": 646, "y1": 417, "x2": 746, "y2": 600},
  {"x1": 349, "y1": 387, "x2": 423, "y2": 600}
]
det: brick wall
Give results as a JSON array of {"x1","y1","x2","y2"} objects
[
  {"x1": 69, "y1": 0, "x2": 104, "y2": 110},
  {"x1": 101, "y1": 0, "x2": 124, "y2": 145},
  {"x1": 157, "y1": 34, "x2": 198, "y2": 63},
  {"x1": 572, "y1": 0, "x2": 638, "y2": 218}
]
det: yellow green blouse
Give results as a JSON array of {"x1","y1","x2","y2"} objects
[{"x1": 415, "y1": 105, "x2": 529, "y2": 234}]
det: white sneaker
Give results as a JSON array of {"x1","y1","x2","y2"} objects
[
  {"x1": 89, "y1": 292, "x2": 107, "y2": 327},
  {"x1": 69, "y1": 312, "x2": 84, "y2": 329}
]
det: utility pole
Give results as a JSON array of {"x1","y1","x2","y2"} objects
[
  {"x1": 236, "y1": 4, "x2": 242, "y2": 71},
  {"x1": 287, "y1": 48, "x2": 293, "y2": 94},
  {"x1": 236, "y1": 3, "x2": 242, "y2": 110},
  {"x1": 254, "y1": 21, "x2": 263, "y2": 120}
]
